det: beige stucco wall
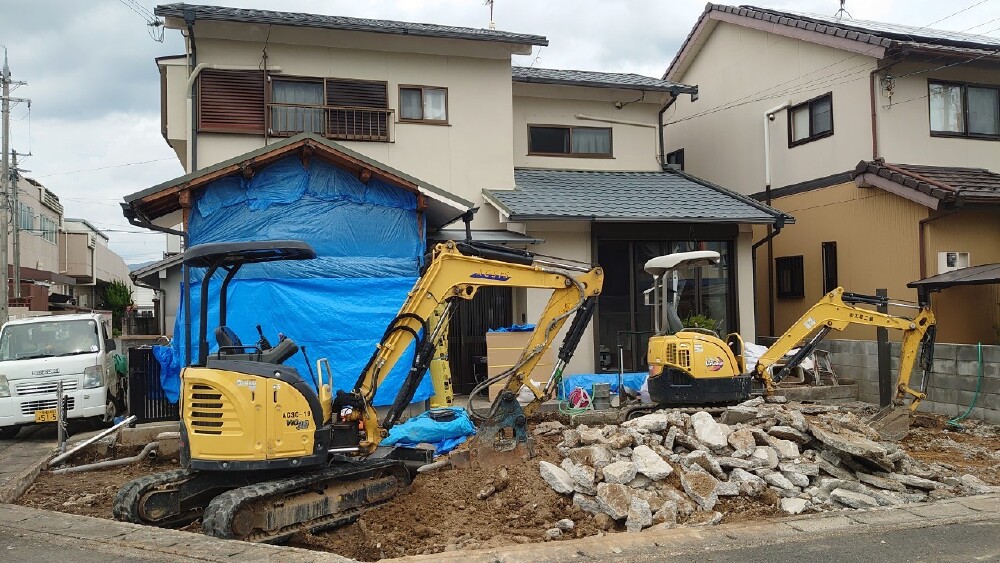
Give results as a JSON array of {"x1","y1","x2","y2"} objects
[
  {"x1": 665, "y1": 20, "x2": 877, "y2": 195},
  {"x1": 755, "y1": 181, "x2": 1000, "y2": 344},
  {"x1": 735, "y1": 226, "x2": 756, "y2": 342},
  {"x1": 164, "y1": 33, "x2": 519, "y2": 230},
  {"x1": 520, "y1": 222, "x2": 596, "y2": 376},
  {"x1": 11, "y1": 179, "x2": 61, "y2": 278},
  {"x1": 512, "y1": 84, "x2": 664, "y2": 171},
  {"x1": 875, "y1": 60, "x2": 1000, "y2": 170}
]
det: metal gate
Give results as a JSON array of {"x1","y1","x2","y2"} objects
[
  {"x1": 447, "y1": 286, "x2": 512, "y2": 395},
  {"x1": 127, "y1": 347, "x2": 179, "y2": 423}
]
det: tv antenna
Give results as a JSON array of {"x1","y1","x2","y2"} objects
[
  {"x1": 835, "y1": 0, "x2": 853, "y2": 19},
  {"x1": 484, "y1": 0, "x2": 495, "y2": 30}
]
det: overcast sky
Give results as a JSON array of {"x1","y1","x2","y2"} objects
[{"x1": 1, "y1": 0, "x2": 997, "y2": 264}]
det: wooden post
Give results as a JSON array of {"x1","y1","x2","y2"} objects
[{"x1": 876, "y1": 288, "x2": 891, "y2": 406}]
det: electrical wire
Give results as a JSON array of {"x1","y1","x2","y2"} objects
[
  {"x1": 33, "y1": 158, "x2": 175, "y2": 178},
  {"x1": 922, "y1": 0, "x2": 993, "y2": 29}
]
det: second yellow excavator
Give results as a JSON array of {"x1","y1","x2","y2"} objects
[
  {"x1": 114, "y1": 238, "x2": 602, "y2": 542},
  {"x1": 639, "y1": 250, "x2": 936, "y2": 436}
]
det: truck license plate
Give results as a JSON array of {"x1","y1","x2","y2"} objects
[{"x1": 34, "y1": 409, "x2": 58, "y2": 423}]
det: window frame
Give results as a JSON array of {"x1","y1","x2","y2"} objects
[
  {"x1": 665, "y1": 148, "x2": 685, "y2": 170},
  {"x1": 39, "y1": 216, "x2": 57, "y2": 245},
  {"x1": 821, "y1": 241, "x2": 838, "y2": 294},
  {"x1": 526, "y1": 124, "x2": 614, "y2": 158},
  {"x1": 397, "y1": 85, "x2": 449, "y2": 125},
  {"x1": 928, "y1": 79, "x2": 1000, "y2": 141},
  {"x1": 775, "y1": 255, "x2": 805, "y2": 299},
  {"x1": 787, "y1": 92, "x2": 834, "y2": 148}
]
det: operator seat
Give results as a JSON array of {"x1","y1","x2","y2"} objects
[{"x1": 213, "y1": 326, "x2": 299, "y2": 365}]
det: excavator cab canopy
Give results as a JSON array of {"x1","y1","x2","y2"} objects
[
  {"x1": 183, "y1": 240, "x2": 317, "y2": 365},
  {"x1": 643, "y1": 250, "x2": 721, "y2": 335}
]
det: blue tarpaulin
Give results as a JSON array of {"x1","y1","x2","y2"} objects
[
  {"x1": 157, "y1": 156, "x2": 434, "y2": 406},
  {"x1": 559, "y1": 372, "x2": 648, "y2": 400},
  {"x1": 382, "y1": 407, "x2": 476, "y2": 455}
]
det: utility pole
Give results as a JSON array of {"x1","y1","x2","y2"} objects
[
  {"x1": 11, "y1": 150, "x2": 19, "y2": 299},
  {"x1": 0, "y1": 49, "x2": 28, "y2": 318}
]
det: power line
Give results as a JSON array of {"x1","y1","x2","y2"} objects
[
  {"x1": 33, "y1": 157, "x2": 174, "y2": 178},
  {"x1": 923, "y1": 0, "x2": 993, "y2": 29}
]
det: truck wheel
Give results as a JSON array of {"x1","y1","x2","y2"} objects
[{"x1": 0, "y1": 426, "x2": 20, "y2": 440}]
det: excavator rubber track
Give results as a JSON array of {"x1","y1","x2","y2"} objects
[
  {"x1": 113, "y1": 468, "x2": 202, "y2": 527},
  {"x1": 201, "y1": 458, "x2": 411, "y2": 543}
]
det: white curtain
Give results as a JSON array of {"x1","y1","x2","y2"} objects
[
  {"x1": 423, "y1": 89, "x2": 447, "y2": 121},
  {"x1": 272, "y1": 81, "x2": 324, "y2": 133},
  {"x1": 929, "y1": 83, "x2": 965, "y2": 133},
  {"x1": 968, "y1": 87, "x2": 999, "y2": 135},
  {"x1": 791, "y1": 105, "x2": 810, "y2": 141},
  {"x1": 400, "y1": 88, "x2": 422, "y2": 120},
  {"x1": 572, "y1": 128, "x2": 610, "y2": 154}
]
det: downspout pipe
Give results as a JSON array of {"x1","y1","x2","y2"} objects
[
  {"x1": 185, "y1": 10, "x2": 197, "y2": 175},
  {"x1": 658, "y1": 85, "x2": 698, "y2": 170},
  {"x1": 870, "y1": 67, "x2": 880, "y2": 159},
  {"x1": 761, "y1": 102, "x2": 790, "y2": 337},
  {"x1": 918, "y1": 211, "x2": 957, "y2": 279}
]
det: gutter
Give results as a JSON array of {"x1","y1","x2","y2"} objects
[{"x1": 658, "y1": 85, "x2": 699, "y2": 170}]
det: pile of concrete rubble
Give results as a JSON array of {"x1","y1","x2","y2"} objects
[{"x1": 536, "y1": 397, "x2": 999, "y2": 535}]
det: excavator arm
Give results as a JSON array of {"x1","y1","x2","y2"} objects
[
  {"x1": 345, "y1": 241, "x2": 603, "y2": 454},
  {"x1": 754, "y1": 287, "x2": 936, "y2": 410}
]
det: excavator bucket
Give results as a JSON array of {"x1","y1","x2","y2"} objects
[
  {"x1": 868, "y1": 405, "x2": 911, "y2": 441},
  {"x1": 467, "y1": 391, "x2": 535, "y2": 469}
]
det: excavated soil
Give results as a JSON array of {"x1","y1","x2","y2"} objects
[{"x1": 11, "y1": 412, "x2": 1000, "y2": 561}]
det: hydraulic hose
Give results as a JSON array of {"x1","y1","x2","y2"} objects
[{"x1": 946, "y1": 342, "x2": 983, "y2": 428}]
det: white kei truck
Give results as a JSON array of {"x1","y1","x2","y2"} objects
[{"x1": 0, "y1": 313, "x2": 124, "y2": 438}]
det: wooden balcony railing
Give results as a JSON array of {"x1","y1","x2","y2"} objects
[{"x1": 267, "y1": 104, "x2": 394, "y2": 142}]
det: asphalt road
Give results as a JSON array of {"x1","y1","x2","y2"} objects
[{"x1": 602, "y1": 519, "x2": 1000, "y2": 563}]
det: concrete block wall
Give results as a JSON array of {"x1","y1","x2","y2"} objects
[{"x1": 809, "y1": 339, "x2": 1000, "y2": 425}]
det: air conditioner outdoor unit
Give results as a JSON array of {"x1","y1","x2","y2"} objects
[
  {"x1": 937, "y1": 251, "x2": 970, "y2": 274},
  {"x1": 87, "y1": 234, "x2": 96, "y2": 249}
]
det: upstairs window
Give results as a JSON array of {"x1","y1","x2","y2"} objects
[
  {"x1": 399, "y1": 86, "x2": 448, "y2": 123},
  {"x1": 788, "y1": 93, "x2": 833, "y2": 147},
  {"x1": 929, "y1": 81, "x2": 1000, "y2": 138},
  {"x1": 40, "y1": 216, "x2": 57, "y2": 244},
  {"x1": 270, "y1": 79, "x2": 324, "y2": 134},
  {"x1": 666, "y1": 148, "x2": 685, "y2": 170},
  {"x1": 822, "y1": 241, "x2": 838, "y2": 294},
  {"x1": 199, "y1": 69, "x2": 266, "y2": 134},
  {"x1": 18, "y1": 203, "x2": 33, "y2": 231},
  {"x1": 528, "y1": 125, "x2": 612, "y2": 157}
]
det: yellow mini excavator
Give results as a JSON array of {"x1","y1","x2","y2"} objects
[
  {"x1": 638, "y1": 250, "x2": 936, "y2": 435},
  {"x1": 114, "y1": 238, "x2": 603, "y2": 542}
]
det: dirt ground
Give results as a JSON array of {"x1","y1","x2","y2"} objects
[{"x1": 12, "y1": 412, "x2": 1000, "y2": 561}]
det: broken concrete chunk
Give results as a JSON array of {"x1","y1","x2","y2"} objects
[
  {"x1": 578, "y1": 427, "x2": 604, "y2": 446},
  {"x1": 764, "y1": 395, "x2": 788, "y2": 404},
  {"x1": 632, "y1": 445, "x2": 674, "y2": 480},
  {"x1": 565, "y1": 444, "x2": 614, "y2": 468},
  {"x1": 652, "y1": 499, "x2": 678, "y2": 525},
  {"x1": 738, "y1": 397, "x2": 765, "y2": 408},
  {"x1": 605, "y1": 431, "x2": 635, "y2": 450},
  {"x1": 763, "y1": 471, "x2": 798, "y2": 491},
  {"x1": 561, "y1": 458, "x2": 597, "y2": 495},
  {"x1": 768, "y1": 425, "x2": 810, "y2": 444},
  {"x1": 662, "y1": 426, "x2": 678, "y2": 451},
  {"x1": 593, "y1": 512, "x2": 614, "y2": 531},
  {"x1": 691, "y1": 411, "x2": 731, "y2": 450},
  {"x1": 539, "y1": 461, "x2": 575, "y2": 495},
  {"x1": 572, "y1": 492, "x2": 602, "y2": 515},
  {"x1": 716, "y1": 480, "x2": 740, "y2": 496},
  {"x1": 603, "y1": 460, "x2": 638, "y2": 485},
  {"x1": 789, "y1": 409, "x2": 809, "y2": 433},
  {"x1": 780, "y1": 497, "x2": 809, "y2": 514},
  {"x1": 809, "y1": 424, "x2": 888, "y2": 464},
  {"x1": 717, "y1": 456, "x2": 754, "y2": 470},
  {"x1": 892, "y1": 473, "x2": 944, "y2": 491},
  {"x1": 960, "y1": 474, "x2": 1000, "y2": 494},
  {"x1": 721, "y1": 405, "x2": 758, "y2": 425},
  {"x1": 685, "y1": 450, "x2": 727, "y2": 480},
  {"x1": 729, "y1": 468, "x2": 768, "y2": 496},
  {"x1": 751, "y1": 446, "x2": 780, "y2": 469},
  {"x1": 562, "y1": 429, "x2": 582, "y2": 448},
  {"x1": 534, "y1": 420, "x2": 565, "y2": 436},
  {"x1": 686, "y1": 510, "x2": 724, "y2": 526},
  {"x1": 831, "y1": 488, "x2": 879, "y2": 509},
  {"x1": 778, "y1": 462, "x2": 819, "y2": 476},
  {"x1": 781, "y1": 471, "x2": 810, "y2": 488},
  {"x1": 596, "y1": 482, "x2": 634, "y2": 520},
  {"x1": 765, "y1": 436, "x2": 801, "y2": 460},
  {"x1": 816, "y1": 457, "x2": 856, "y2": 481},
  {"x1": 622, "y1": 412, "x2": 670, "y2": 433},
  {"x1": 856, "y1": 472, "x2": 907, "y2": 492},
  {"x1": 728, "y1": 428, "x2": 757, "y2": 458},
  {"x1": 628, "y1": 474, "x2": 653, "y2": 489},
  {"x1": 680, "y1": 470, "x2": 720, "y2": 511},
  {"x1": 544, "y1": 528, "x2": 562, "y2": 540},
  {"x1": 625, "y1": 497, "x2": 653, "y2": 532}
]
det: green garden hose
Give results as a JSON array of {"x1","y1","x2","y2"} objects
[
  {"x1": 946, "y1": 342, "x2": 982, "y2": 428},
  {"x1": 113, "y1": 353, "x2": 128, "y2": 376}
]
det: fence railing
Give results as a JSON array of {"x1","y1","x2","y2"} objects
[
  {"x1": 268, "y1": 103, "x2": 394, "y2": 142},
  {"x1": 127, "y1": 346, "x2": 179, "y2": 424}
]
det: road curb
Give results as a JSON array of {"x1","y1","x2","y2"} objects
[
  {"x1": 0, "y1": 441, "x2": 54, "y2": 503},
  {"x1": 384, "y1": 493, "x2": 1000, "y2": 562}
]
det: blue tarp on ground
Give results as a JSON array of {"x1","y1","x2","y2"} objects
[
  {"x1": 382, "y1": 407, "x2": 476, "y2": 455},
  {"x1": 158, "y1": 156, "x2": 434, "y2": 406},
  {"x1": 559, "y1": 372, "x2": 648, "y2": 400}
]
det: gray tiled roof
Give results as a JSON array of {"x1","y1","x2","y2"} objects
[
  {"x1": 155, "y1": 3, "x2": 548, "y2": 46},
  {"x1": 512, "y1": 66, "x2": 696, "y2": 94},
  {"x1": 484, "y1": 169, "x2": 789, "y2": 224},
  {"x1": 853, "y1": 160, "x2": 1000, "y2": 204},
  {"x1": 666, "y1": 4, "x2": 1000, "y2": 78}
]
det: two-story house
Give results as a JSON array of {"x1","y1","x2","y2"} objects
[
  {"x1": 8, "y1": 176, "x2": 73, "y2": 311},
  {"x1": 122, "y1": 3, "x2": 787, "y2": 400},
  {"x1": 663, "y1": 4, "x2": 1000, "y2": 345}
]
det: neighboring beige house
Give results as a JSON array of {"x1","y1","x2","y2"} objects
[
  {"x1": 124, "y1": 3, "x2": 787, "y2": 388},
  {"x1": 7, "y1": 176, "x2": 75, "y2": 311},
  {"x1": 663, "y1": 4, "x2": 1000, "y2": 344},
  {"x1": 60, "y1": 218, "x2": 134, "y2": 312}
]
